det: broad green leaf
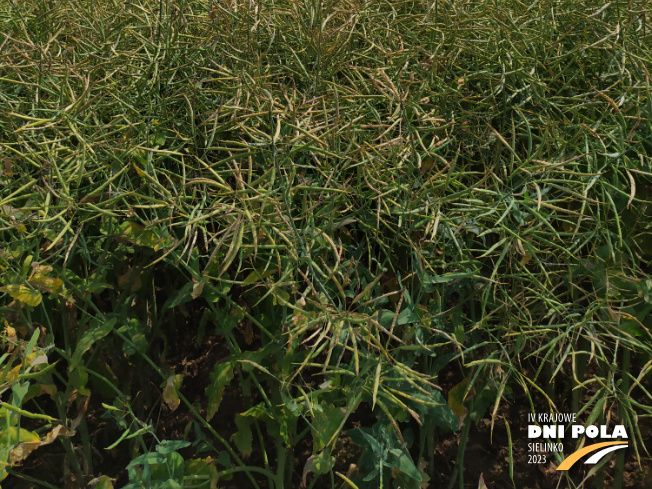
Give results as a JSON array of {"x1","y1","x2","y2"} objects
[
  {"x1": 348, "y1": 426, "x2": 383, "y2": 456},
  {"x1": 152, "y1": 131, "x2": 167, "y2": 146},
  {"x1": 233, "y1": 414, "x2": 253, "y2": 459},
  {"x1": 25, "y1": 329, "x2": 40, "y2": 356},
  {"x1": 205, "y1": 362, "x2": 234, "y2": 421},
  {"x1": 386, "y1": 373, "x2": 458, "y2": 432},
  {"x1": 388, "y1": 447, "x2": 421, "y2": 481},
  {"x1": 86, "y1": 271, "x2": 112, "y2": 294},
  {"x1": 128, "y1": 451, "x2": 167, "y2": 468},
  {"x1": 118, "y1": 319, "x2": 147, "y2": 356},
  {"x1": 239, "y1": 402, "x2": 274, "y2": 423},
  {"x1": 311, "y1": 404, "x2": 346, "y2": 452},
  {"x1": 156, "y1": 440, "x2": 191, "y2": 455},
  {"x1": 11, "y1": 381, "x2": 29, "y2": 407},
  {"x1": 69, "y1": 366, "x2": 90, "y2": 396},
  {"x1": 270, "y1": 405, "x2": 297, "y2": 447},
  {"x1": 233, "y1": 402, "x2": 276, "y2": 457},
  {"x1": 468, "y1": 382, "x2": 497, "y2": 422},
  {"x1": 71, "y1": 318, "x2": 117, "y2": 367},
  {"x1": 217, "y1": 451, "x2": 231, "y2": 468},
  {"x1": 161, "y1": 282, "x2": 194, "y2": 312}
]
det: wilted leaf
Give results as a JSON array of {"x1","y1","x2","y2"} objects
[
  {"x1": 28, "y1": 265, "x2": 67, "y2": 298},
  {"x1": 30, "y1": 354, "x2": 48, "y2": 367},
  {"x1": 9, "y1": 425, "x2": 72, "y2": 464},
  {"x1": 302, "y1": 451, "x2": 335, "y2": 487},
  {"x1": 117, "y1": 266, "x2": 143, "y2": 292},
  {"x1": 418, "y1": 458, "x2": 430, "y2": 489},
  {"x1": 192, "y1": 278, "x2": 206, "y2": 299},
  {"x1": 90, "y1": 475, "x2": 115, "y2": 489},
  {"x1": 162, "y1": 374, "x2": 183, "y2": 412},
  {"x1": 448, "y1": 380, "x2": 472, "y2": 426},
  {"x1": 478, "y1": 473, "x2": 488, "y2": 489},
  {"x1": 242, "y1": 321, "x2": 254, "y2": 345},
  {"x1": 3, "y1": 157, "x2": 13, "y2": 176}
]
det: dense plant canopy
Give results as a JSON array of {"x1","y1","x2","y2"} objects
[{"x1": 1, "y1": 0, "x2": 651, "y2": 487}]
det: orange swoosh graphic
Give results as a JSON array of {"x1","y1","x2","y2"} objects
[{"x1": 556, "y1": 441, "x2": 628, "y2": 471}]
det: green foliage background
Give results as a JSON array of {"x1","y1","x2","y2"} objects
[{"x1": 0, "y1": 0, "x2": 651, "y2": 487}]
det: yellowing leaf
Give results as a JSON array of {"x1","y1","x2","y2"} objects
[
  {"x1": 28, "y1": 265, "x2": 66, "y2": 298},
  {"x1": 291, "y1": 312, "x2": 310, "y2": 326},
  {"x1": 91, "y1": 475, "x2": 115, "y2": 489},
  {"x1": 0, "y1": 364, "x2": 21, "y2": 385},
  {"x1": 119, "y1": 221, "x2": 173, "y2": 251},
  {"x1": 242, "y1": 269, "x2": 278, "y2": 285},
  {"x1": 0, "y1": 427, "x2": 39, "y2": 446},
  {"x1": 448, "y1": 380, "x2": 472, "y2": 426},
  {"x1": 3, "y1": 325, "x2": 17, "y2": 350},
  {"x1": 0, "y1": 285, "x2": 42, "y2": 306},
  {"x1": 184, "y1": 458, "x2": 218, "y2": 489},
  {"x1": 133, "y1": 162, "x2": 147, "y2": 178},
  {"x1": 302, "y1": 452, "x2": 335, "y2": 487},
  {"x1": 9, "y1": 425, "x2": 72, "y2": 465},
  {"x1": 117, "y1": 266, "x2": 143, "y2": 292},
  {"x1": 243, "y1": 321, "x2": 254, "y2": 345},
  {"x1": 162, "y1": 374, "x2": 183, "y2": 412}
]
